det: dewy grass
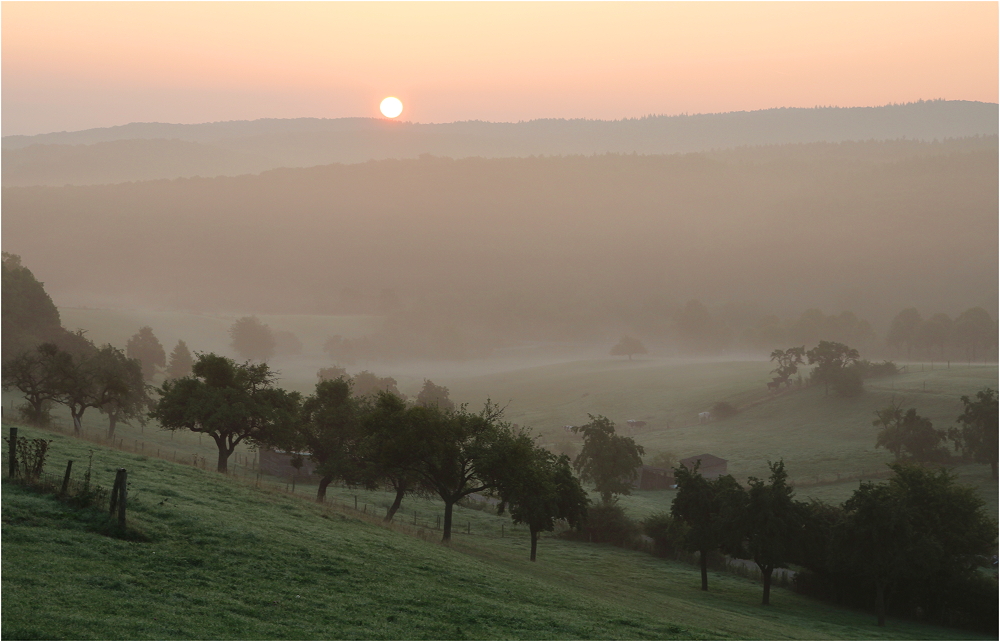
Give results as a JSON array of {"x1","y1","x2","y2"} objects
[{"x1": 2, "y1": 423, "x2": 989, "y2": 640}]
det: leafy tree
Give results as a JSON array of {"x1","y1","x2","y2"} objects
[
  {"x1": 769, "y1": 346, "x2": 805, "y2": 384},
  {"x1": 953, "y1": 307, "x2": 995, "y2": 362},
  {"x1": 950, "y1": 388, "x2": 998, "y2": 479},
  {"x1": 671, "y1": 461, "x2": 743, "y2": 591},
  {"x1": 229, "y1": 316, "x2": 276, "y2": 362},
  {"x1": 830, "y1": 363, "x2": 864, "y2": 398},
  {"x1": 1, "y1": 252, "x2": 62, "y2": 355},
  {"x1": 806, "y1": 340, "x2": 860, "y2": 396},
  {"x1": 495, "y1": 438, "x2": 589, "y2": 561},
  {"x1": 1, "y1": 343, "x2": 70, "y2": 426},
  {"x1": 733, "y1": 460, "x2": 802, "y2": 606},
  {"x1": 643, "y1": 512, "x2": 689, "y2": 558},
  {"x1": 99, "y1": 350, "x2": 151, "y2": 440},
  {"x1": 54, "y1": 342, "x2": 136, "y2": 436},
  {"x1": 164, "y1": 340, "x2": 194, "y2": 379},
  {"x1": 610, "y1": 336, "x2": 648, "y2": 360},
  {"x1": 295, "y1": 377, "x2": 361, "y2": 501},
  {"x1": 885, "y1": 308, "x2": 922, "y2": 358},
  {"x1": 572, "y1": 415, "x2": 645, "y2": 504},
  {"x1": 358, "y1": 391, "x2": 428, "y2": 521},
  {"x1": 351, "y1": 371, "x2": 401, "y2": 398},
  {"x1": 415, "y1": 378, "x2": 454, "y2": 411},
  {"x1": 126, "y1": 326, "x2": 166, "y2": 381},
  {"x1": 836, "y1": 463, "x2": 996, "y2": 626},
  {"x1": 407, "y1": 401, "x2": 517, "y2": 542},
  {"x1": 151, "y1": 353, "x2": 299, "y2": 472}
]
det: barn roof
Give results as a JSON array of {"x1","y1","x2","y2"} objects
[{"x1": 680, "y1": 454, "x2": 727, "y2": 467}]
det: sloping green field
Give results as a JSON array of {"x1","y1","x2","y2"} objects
[{"x1": 2, "y1": 424, "x2": 986, "y2": 641}]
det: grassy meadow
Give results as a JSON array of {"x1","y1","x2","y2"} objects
[
  {"x1": 3, "y1": 307, "x2": 995, "y2": 638},
  {"x1": 2, "y1": 423, "x2": 990, "y2": 641}
]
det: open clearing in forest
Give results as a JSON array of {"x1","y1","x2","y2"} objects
[{"x1": 2, "y1": 423, "x2": 989, "y2": 641}]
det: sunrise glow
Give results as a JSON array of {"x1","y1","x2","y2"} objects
[{"x1": 380, "y1": 97, "x2": 403, "y2": 119}]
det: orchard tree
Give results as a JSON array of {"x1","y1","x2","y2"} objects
[
  {"x1": 950, "y1": 388, "x2": 998, "y2": 479},
  {"x1": 151, "y1": 353, "x2": 299, "y2": 472},
  {"x1": 359, "y1": 391, "x2": 428, "y2": 522},
  {"x1": 1, "y1": 343, "x2": 70, "y2": 426},
  {"x1": 671, "y1": 462, "x2": 744, "y2": 591},
  {"x1": 734, "y1": 460, "x2": 802, "y2": 606},
  {"x1": 126, "y1": 326, "x2": 166, "y2": 381},
  {"x1": 572, "y1": 415, "x2": 645, "y2": 504},
  {"x1": 229, "y1": 316, "x2": 276, "y2": 362},
  {"x1": 408, "y1": 401, "x2": 518, "y2": 542},
  {"x1": 99, "y1": 350, "x2": 151, "y2": 440},
  {"x1": 55, "y1": 343, "x2": 135, "y2": 436},
  {"x1": 610, "y1": 336, "x2": 648, "y2": 360},
  {"x1": 295, "y1": 377, "x2": 361, "y2": 501},
  {"x1": 415, "y1": 379, "x2": 454, "y2": 411},
  {"x1": 164, "y1": 340, "x2": 194, "y2": 379},
  {"x1": 495, "y1": 438, "x2": 589, "y2": 561}
]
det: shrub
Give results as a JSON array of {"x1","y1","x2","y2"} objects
[
  {"x1": 563, "y1": 504, "x2": 641, "y2": 547},
  {"x1": 710, "y1": 401, "x2": 739, "y2": 419},
  {"x1": 643, "y1": 512, "x2": 689, "y2": 557}
]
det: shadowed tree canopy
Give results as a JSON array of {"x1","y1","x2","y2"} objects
[
  {"x1": 54, "y1": 342, "x2": 138, "y2": 436},
  {"x1": 126, "y1": 326, "x2": 166, "y2": 381},
  {"x1": 317, "y1": 365, "x2": 348, "y2": 382},
  {"x1": 807, "y1": 340, "x2": 860, "y2": 396},
  {"x1": 836, "y1": 463, "x2": 996, "y2": 627},
  {"x1": 151, "y1": 353, "x2": 299, "y2": 472},
  {"x1": 572, "y1": 415, "x2": 644, "y2": 505},
  {"x1": 610, "y1": 336, "x2": 648, "y2": 360},
  {"x1": 953, "y1": 307, "x2": 995, "y2": 362},
  {"x1": 885, "y1": 308, "x2": 922, "y2": 358},
  {"x1": 229, "y1": 316, "x2": 276, "y2": 362},
  {"x1": 99, "y1": 350, "x2": 151, "y2": 440}
]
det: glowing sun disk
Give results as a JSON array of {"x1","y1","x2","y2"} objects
[{"x1": 380, "y1": 97, "x2": 403, "y2": 118}]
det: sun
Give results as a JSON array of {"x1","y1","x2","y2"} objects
[{"x1": 380, "y1": 97, "x2": 403, "y2": 118}]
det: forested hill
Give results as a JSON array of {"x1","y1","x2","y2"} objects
[
  {"x1": 3, "y1": 138, "x2": 996, "y2": 343},
  {"x1": 2, "y1": 101, "x2": 996, "y2": 187}
]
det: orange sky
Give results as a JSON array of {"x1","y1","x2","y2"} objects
[{"x1": 2, "y1": 2, "x2": 997, "y2": 135}]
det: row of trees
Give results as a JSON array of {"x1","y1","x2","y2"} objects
[
  {"x1": 872, "y1": 389, "x2": 997, "y2": 478},
  {"x1": 663, "y1": 459, "x2": 995, "y2": 627},
  {"x1": 885, "y1": 306, "x2": 996, "y2": 362},
  {"x1": 151, "y1": 353, "x2": 593, "y2": 559},
  {"x1": 2, "y1": 338, "x2": 151, "y2": 439}
]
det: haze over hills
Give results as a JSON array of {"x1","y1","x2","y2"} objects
[
  {"x1": 3, "y1": 136, "x2": 996, "y2": 357},
  {"x1": 2, "y1": 101, "x2": 997, "y2": 187}
]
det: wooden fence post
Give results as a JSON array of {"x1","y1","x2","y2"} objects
[
  {"x1": 109, "y1": 469, "x2": 124, "y2": 517},
  {"x1": 118, "y1": 469, "x2": 128, "y2": 528},
  {"x1": 60, "y1": 460, "x2": 74, "y2": 495},
  {"x1": 8, "y1": 426, "x2": 17, "y2": 478}
]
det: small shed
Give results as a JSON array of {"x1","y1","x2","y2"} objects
[
  {"x1": 679, "y1": 454, "x2": 728, "y2": 479},
  {"x1": 633, "y1": 465, "x2": 674, "y2": 490},
  {"x1": 259, "y1": 449, "x2": 317, "y2": 478}
]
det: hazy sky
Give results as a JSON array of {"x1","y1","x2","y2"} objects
[{"x1": 3, "y1": 2, "x2": 997, "y2": 136}]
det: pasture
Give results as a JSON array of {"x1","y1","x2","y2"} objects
[{"x1": 2, "y1": 423, "x2": 988, "y2": 641}]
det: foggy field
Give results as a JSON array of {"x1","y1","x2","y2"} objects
[{"x1": 2, "y1": 424, "x2": 987, "y2": 641}]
